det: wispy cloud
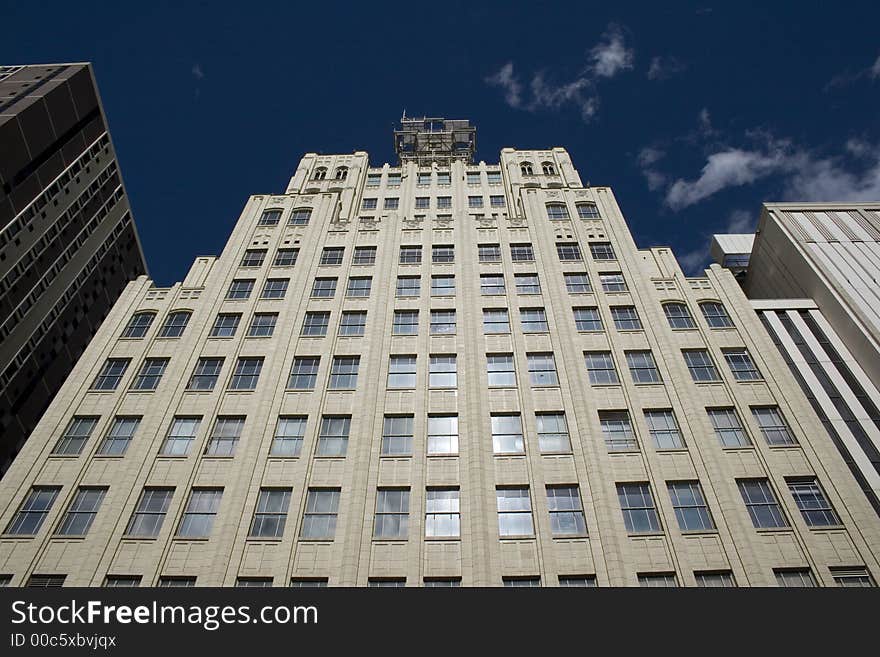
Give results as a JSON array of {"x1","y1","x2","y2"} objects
[
  {"x1": 677, "y1": 209, "x2": 755, "y2": 274},
  {"x1": 647, "y1": 56, "x2": 686, "y2": 81},
  {"x1": 485, "y1": 24, "x2": 634, "y2": 122},
  {"x1": 191, "y1": 64, "x2": 205, "y2": 80},
  {"x1": 637, "y1": 147, "x2": 667, "y2": 190},
  {"x1": 824, "y1": 51, "x2": 880, "y2": 90}
]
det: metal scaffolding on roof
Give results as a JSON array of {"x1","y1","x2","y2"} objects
[{"x1": 393, "y1": 114, "x2": 476, "y2": 166}]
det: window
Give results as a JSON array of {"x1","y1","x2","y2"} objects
[
  {"x1": 104, "y1": 576, "x2": 142, "y2": 587},
  {"x1": 125, "y1": 488, "x2": 173, "y2": 537},
  {"x1": 611, "y1": 306, "x2": 642, "y2": 330},
  {"x1": 527, "y1": 352, "x2": 558, "y2": 386},
  {"x1": 738, "y1": 479, "x2": 788, "y2": 529},
  {"x1": 600, "y1": 411, "x2": 638, "y2": 451},
  {"x1": 514, "y1": 273, "x2": 540, "y2": 294},
  {"x1": 556, "y1": 242, "x2": 582, "y2": 261},
  {"x1": 91, "y1": 358, "x2": 129, "y2": 390},
  {"x1": 248, "y1": 312, "x2": 278, "y2": 337},
  {"x1": 668, "y1": 481, "x2": 715, "y2": 531},
  {"x1": 626, "y1": 350, "x2": 662, "y2": 383},
  {"x1": 121, "y1": 312, "x2": 155, "y2": 338},
  {"x1": 707, "y1": 408, "x2": 751, "y2": 447},
  {"x1": 504, "y1": 577, "x2": 540, "y2": 587},
  {"x1": 490, "y1": 195, "x2": 505, "y2": 207},
  {"x1": 426, "y1": 488, "x2": 460, "y2": 538},
  {"x1": 487, "y1": 354, "x2": 516, "y2": 386},
  {"x1": 289, "y1": 208, "x2": 311, "y2": 225},
  {"x1": 542, "y1": 162, "x2": 556, "y2": 175},
  {"x1": 334, "y1": 166, "x2": 347, "y2": 180},
  {"x1": 831, "y1": 568, "x2": 875, "y2": 587},
  {"x1": 399, "y1": 245, "x2": 422, "y2": 264},
  {"x1": 229, "y1": 357, "x2": 263, "y2": 390},
  {"x1": 617, "y1": 483, "x2": 661, "y2": 533},
  {"x1": 27, "y1": 575, "x2": 67, "y2": 587},
  {"x1": 131, "y1": 358, "x2": 168, "y2": 391},
  {"x1": 249, "y1": 488, "x2": 292, "y2": 538},
  {"x1": 480, "y1": 274, "x2": 505, "y2": 295},
  {"x1": 187, "y1": 357, "x2": 223, "y2": 390},
  {"x1": 158, "y1": 577, "x2": 196, "y2": 587},
  {"x1": 339, "y1": 310, "x2": 367, "y2": 336},
  {"x1": 374, "y1": 489, "x2": 410, "y2": 539},
  {"x1": 584, "y1": 351, "x2": 619, "y2": 384},
  {"x1": 301, "y1": 489, "x2": 340, "y2": 539},
  {"x1": 393, "y1": 310, "x2": 419, "y2": 335},
  {"x1": 497, "y1": 488, "x2": 533, "y2": 536},
  {"x1": 774, "y1": 569, "x2": 816, "y2": 587},
  {"x1": 396, "y1": 275, "x2": 420, "y2": 297},
  {"x1": 310, "y1": 277, "x2": 336, "y2": 298},
  {"x1": 432, "y1": 245, "x2": 454, "y2": 264},
  {"x1": 559, "y1": 576, "x2": 597, "y2": 587},
  {"x1": 366, "y1": 173, "x2": 381, "y2": 187},
  {"x1": 157, "y1": 310, "x2": 191, "y2": 338},
  {"x1": 271, "y1": 416, "x2": 306, "y2": 456},
  {"x1": 520, "y1": 162, "x2": 534, "y2": 176},
  {"x1": 787, "y1": 478, "x2": 840, "y2": 526},
  {"x1": 723, "y1": 348, "x2": 762, "y2": 381},
  {"x1": 369, "y1": 579, "x2": 406, "y2": 588},
  {"x1": 478, "y1": 243, "x2": 501, "y2": 263},
  {"x1": 483, "y1": 308, "x2": 510, "y2": 334},
  {"x1": 301, "y1": 311, "x2": 330, "y2": 336},
  {"x1": 317, "y1": 416, "x2": 350, "y2": 456},
  {"x1": 573, "y1": 307, "x2": 602, "y2": 331},
  {"x1": 492, "y1": 414, "x2": 524, "y2": 454},
  {"x1": 177, "y1": 488, "x2": 223, "y2": 538},
  {"x1": 589, "y1": 242, "x2": 616, "y2": 260},
  {"x1": 700, "y1": 301, "x2": 734, "y2": 328},
  {"x1": 564, "y1": 272, "x2": 592, "y2": 293},
  {"x1": 437, "y1": 195, "x2": 452, "y2": 208},
  {"x1": 644, "y1": 410, "x2": 685, "y2": 449},
  {"x1": 205, "y1": 416, "x2": 244, "y2": 456},
  {"x1": 97, "y1": 416, "x2": 141, "y2": 455},
  {"x1": 288, "y1": 356, "x2": 320, "y2": 389},
  {"x1": 388, "y1": 355, "x2": 417, "y2": 388},
  {"x1": 5, "y1": 487, "x2": 59, "y2": 535},
  {"x1": 384, "y1": 197, "x2": 400, "y2": 210},
  {"x1": 664, "y1": 303, "x2": 695, "y2": 329},
  {"x1": 537, "y1": 412, "x2": 571, "y2": 453},
  {"x1": 546, "y1": 203, "x2": 569, "y2": 220},
  {"x1": 487, "y1": 171, "x2": 502, "y2": 185},
  {"x1": 683, "y1": 349, "x2": 721, "y2": 382},
  {"x1": 161, "y1": 417, "x2": 201, "y2": 456},
  {"x1": 362, "y1": 198, "x2": 377, "y2": 210},
  {"x1": 427, "y1": 415, "x2": 458, "y2": 455},
  {"x1": 346, "y1": 276, "x2": 372, "y2": 298},
  {"x1": 599, "y1": 272, "x2": 627, "y2": 292},
  {"x1": 638, "y1": 574, "x2": 678, "y2": 587},
  {"x1": 381, "y1": 415, "x2": 413, "y2": 456},
  {"x1": 467, "y1": 171, "x2": 481, "y2": 185},
  {"x1": 431, "y1": 274, "x2": 455, "y2": 296},
  {"x1": 547, "y1": 486, "x2": 586, "y2": 535},
  {"x1": 52, "y1": 416, "x2": 98, "y2": 455},
  {"x1": 329, "y1": 356, "x2": 359, "y2": 389},
  {"x1": 468, "y1": 195, "x2": 483, "y2": 208},
  {"x1": 425, "y1": 578, "x2": 461, "y2": 587},
  {"x1": 576, "y1": 202, "x2": 600, "y2": 219},
  {"x1": 226, "y1": 279, "x2": 254, "y2": 299},
  {"x1": 237, "y1": 578, "x2": 272, "y2": 587},
  {"x1": 414, "y1": 196, "x2": 430, "y2": 210},
  {"x1": 320, "y1": 247, "x2": 344, "y2": 266},
  {"x1": 695, "y1": 572, "x2": 736, "y2": 587},
  {"x1": 240, "y1": 249, "x2": 266, "y2": 267},
  {"x1": 751, "y1": 406, "x2": 797, "y2": 446},
  {"x1": 429, "y1": 354, "x2": 457, "y2": 388},
  {"x1": 210, "y1": 313, "x2": 240, "y2": 337},
  {"x1": 521, "y1": 308, "x2": 548, "y2": 332},
  {"x1": 510, "y1": 242, "x2": 534, "y2": 261},
  {"x1": 430, "y1": 309, "x2": 456, "y2": 334},
  {"x1": 312, "y1": 167, "x2": 327, "y2": 181},
  {"x1": 417, "y1": 172, "x2": 432, "y2": 186},
  {"x1": 56, "y1": 487, "x2": 106, "y2": 535},
  {"x1": 258, "y1": 209, "x2": 281, "y2": 226},
  {"x1": 273, "y1": 248, "x2": 298, "y2": 266},
  {"x1": 352, "y1": 245, "x2": 376, "y2": 265},
  {"x1": 387, "y1": 173, "x2": 401, "y2": 186}
]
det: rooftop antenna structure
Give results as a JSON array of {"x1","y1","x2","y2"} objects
[{"x1": 393, "y1": 114, "x2": 476, "y2": 166}]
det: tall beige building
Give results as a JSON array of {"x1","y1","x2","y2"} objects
[{"x1": 0, "y1": 118, "x2": 878, "y2": 588}]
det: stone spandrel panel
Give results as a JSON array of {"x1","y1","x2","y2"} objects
[
  {"x1": 629, "y1": 535, "x2": 674, "y2": 570},
  {"x1": 110, "y1": 541, "x2": 160, "y2": 575},
  {"x1": 369, "y1": 542, "x2": 409, "y2": 575},
  {"x1": 758, "y1": 531, "x2": 806, "y2": 565},
  {"x1": 655, "y1": 451, "x2": 698, "y2": 481},
  {"x1": 679, "y1": 534, "x2": 732, "y2": 571},
  {"x1": 149, "y1": 458, "x2": 192, "y2": 485},
  {"x1": 377, "y1": 458, "x2": 412, "y2": 487},
  {"x1": 608, "y1": 452, "x2": 648, "y2": 480},
  {"x1": 425, "y1": 458, "x2": 459, "y2": 487},
  {"x1": 541, "y1": 455, "x2": 578, "y2": 484},
  {"x1": 423, "y1": 541, "x2": 462, "y2": 577},
  {"x1": 553, "y1": 538, "x2": 593, "y2": 574},
  {"x1": 493, "y1": 457, "x2": 529, "y2": 485},
  {"x1": 810, "y1": 530, "x2": 861, "y2": 566},
  {"x1": 308, "y1": 459, "x2": 346, "y2": 487},
  {"x1": 499, "y1": 539, "x2": 539, "y2": 574},
  {"x1": 239, "y1": 542, "x2": 283, "y2": 575},
  {"x1": 292, "y1": 542, "x2": 334, "y2": 575}
]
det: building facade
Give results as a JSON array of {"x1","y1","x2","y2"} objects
[
  {"x1": 0, "y1": 120, "x2": 877, "y2": 587},
  {"x1": 0, "y1": 63, "x2": 147, "y2": 475}
]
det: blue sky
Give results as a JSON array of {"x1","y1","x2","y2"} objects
[{"x1": 2, "y1": 1, "x2": 879, "y2": 285}]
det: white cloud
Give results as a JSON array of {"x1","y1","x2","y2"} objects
[
  {"x1": 698, "y1": 108, "x2": 713, "y2": 135},
  {"x1": 529, "y1": 73, "x2": 596, "y2": 120},
  {"x1": 871, "y1": 53, "x2": 880, "y2": 79},
  {"x1": 485, "y1": 62, "x2": 522, "y2": 108},
  {"x1": 647, "y1": 56, "x2": 686, "y2": 81},
  {"x1": 637, "y1": 147, "x2": 667, "y2": 190},
  {"x1": 589, "y1": 25, "x2": 635, "y2": 78},
  {"x1": 191, "y1": 64, "x2": 204, "y2": 80},
  {"x1": 825, "y1": 52, "x2": 880, "y2": 90}
]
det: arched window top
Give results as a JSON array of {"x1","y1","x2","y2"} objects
[
  {"x1": 576, "y1": 202, "x2": 600, "y2": 220},
  {"x1": 313, "y1": 166, "x2": 327, "y2": 180},
  {"x1": 662, "y1": 302, "x2": 696, "y2": 329},
  {"x1": 520, "y1": 162, "x2": 534, "y2": 176},
  {"x1": 121, "y1": 311, "x2": 156, "y2": 338},
  {"x1": 699, "y1": 300, "x2": 734, "y2": 328},
  {"x1": 334, "y1": 166, "x2": 348, "y2": 180},
  {"x1": 545, "y1": 202, "x2": 570, "y2": 220},
  {"x1": 542, "y1": 161, "x2": 556, "y2": 175},
  {"x1": 258, "y1": 208, "x2": 282, "y2": 226},
  {"x1": 289, "y1": 207, "x2": 312, "y2": 225},
  {"x1": 159, "y1": 310, "x2": 192, "y2": 338}
]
